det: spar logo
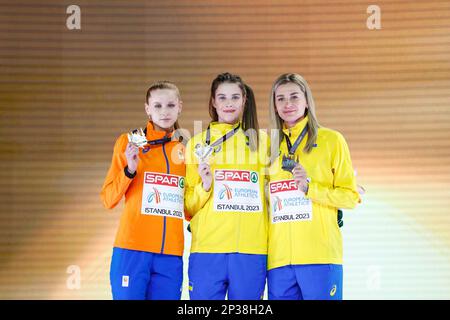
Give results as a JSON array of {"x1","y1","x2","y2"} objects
[
  {"x1": 215, "y1": 170, "x2": 258, "y2": 183},
  {"x1": 219, "y1": 184, "x2": 233, "y2": 200},
  {"x1": 270, "y1": 180, "x2": 298, "y2": 194},
  {"x1": 215, "y1": 170, "x2": 250, "y2": 182},
  {"x1": 273, "y1": 196, "x2": 283, "y2": 213},
  {"x1": 147, "y1": 187, "x2": 161, "y2": 204},
  {"x1": 144, "y1": 172, "x2": 184, "y2": 189}
]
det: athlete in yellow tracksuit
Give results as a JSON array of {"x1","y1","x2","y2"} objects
[
  {"x1": 184, "y1": 72, "x2": 270, "y2": 300},
  {"x1": 267, "y1": 73, "x2": 361, "y2": 300},
  {"x1": 185, "y1": 122, "x2": 269, "y2": 254}
]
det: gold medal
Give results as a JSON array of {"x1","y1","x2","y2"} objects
[{"x1": 127, "y1": 128, "x2": 148, "y2": 148}]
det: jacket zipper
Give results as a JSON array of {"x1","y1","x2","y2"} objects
[{"x1": 160, "y1": 143, "x2": 170, "y2": 254}]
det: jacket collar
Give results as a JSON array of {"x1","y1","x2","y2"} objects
[
  {"x1": 145, "y1": 121, "x2": 175, "y2": 141},
  {"x1": 282, "y1": 116, "x2": 308, "y2": 138},
  {"x1": 208, "y1": 121, "x2": 241, "y2": 135}
]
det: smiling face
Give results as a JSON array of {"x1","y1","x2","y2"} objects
[
  {"x1": 145, "y1": 88, "x2": 182, "y2": 132},
  {"x1": 212, "y1": 82, "x2": 245, "y2": 124},
  {"x1": 274, "y1": 82, "x2": 308, "y2": 128}
]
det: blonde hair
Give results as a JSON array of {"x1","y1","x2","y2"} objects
[
  {"x1": 146, "y1": 80, "x2": 181, "y2": 130},
  {"x1": 269, "y1": 73, "x2": 320, "y2": 163}
]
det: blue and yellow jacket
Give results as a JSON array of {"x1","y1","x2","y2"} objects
[
  {"x1": 268, "y1": 116, "x2": 360, "y2": 270},
  {"x1": 185, "y1": 122, "x2": 270, "y2": 254}
]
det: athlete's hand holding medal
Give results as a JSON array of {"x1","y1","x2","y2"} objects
[
  {"x1": 282, "y1": 124, "x2": 310, "y2": 194},
  {"x1": 123, "y1": 129, "x2": 147, "y2": 176},
  {"x1": 194, "y1": 123, "x2": 241, "y2": 193},
  {"x1": 195, "y1": 143, "x2": 214, "y2": 192},
  {"x1": 124, "y1": 128, "x2": 148, "y2": 175},
  {"x1": 282, "y1": 154, "x2": 309, "y2": 194}
]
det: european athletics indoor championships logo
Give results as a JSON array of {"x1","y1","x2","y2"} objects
[
  {"x1": 147, "y1": 187, "x2": 161, "y2": 204},
  {"x1": 273, "y1": 196, "x2": 283, "y2": 213},
  {"x1": 219, "y1": 184, "x2": 233, "y2": 200}
]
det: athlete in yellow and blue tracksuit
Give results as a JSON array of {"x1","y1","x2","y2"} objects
[
  {"x1": 185, "y1": 122, "x2": 270, "y2": 300},
  {"x1": 268, "y1": 116, "x2": 361, "y2": 300}
]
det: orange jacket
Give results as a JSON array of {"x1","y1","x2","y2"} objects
[{"x1": 100, "y1": 121, "x2": 186, "y2": 256}]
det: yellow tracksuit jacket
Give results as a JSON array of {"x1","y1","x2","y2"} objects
[
  {"x1": 268, "y1": 116, "x2": 361, "y2": 270},
  {"x1": 185, "y1": 121, "x2": 270, "y2": 254}
]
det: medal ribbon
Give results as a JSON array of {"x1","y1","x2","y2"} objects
[
  {"x1": 147, "y1": 136, "x2": 171, "y2": 146},
  {"x1": 284, "y1": 124, "x2": 308, "y2": 155},
  {"x1": 141, "y1": 128, "x2": 172, "y2": 146},
  {"x1": 205, "y1": 123, "x2": 241, "y2": 149}
]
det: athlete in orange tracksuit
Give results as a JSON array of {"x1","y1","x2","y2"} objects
[{"x1": 100, "y1": 81, "x2": 186, "y2": 300}]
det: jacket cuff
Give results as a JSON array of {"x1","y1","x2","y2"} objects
[{"x1": 124, "y1": 166, "x2": 137, "y2": 179}]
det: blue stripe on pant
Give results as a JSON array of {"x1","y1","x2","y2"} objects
[
  {"x1": 268, "y1": 264, "x2": 343, "y2": 300},
  {"x1": 110, "y1": 247, "x2": 183, "y2": 300},
  {"x1": 188, "y1": 252, "x2": 267, "y2": 300}
]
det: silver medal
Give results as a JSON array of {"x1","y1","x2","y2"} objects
[{"x1": 194, "y1": 143, "x2": 214, "y2": 163}]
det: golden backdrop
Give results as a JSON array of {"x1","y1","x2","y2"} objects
[{"x1": 0, "y1": 0, "x2": 449, "y2": 299}]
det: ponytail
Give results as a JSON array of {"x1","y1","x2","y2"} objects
[{"x1": 242, "y1": 84, "x2": 259, "y2": 151}]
